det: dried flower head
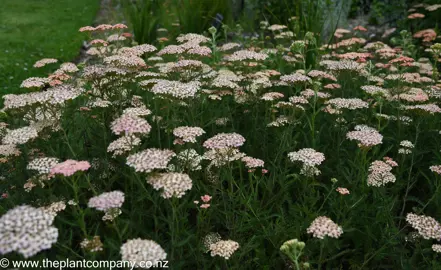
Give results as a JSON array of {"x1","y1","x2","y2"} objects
[
  {"x1": 209, "y1": 240, "x2": 240, "y2": 260},
  {"x1": 80, "y1": 236, "x2": 104, "y2": 252}
]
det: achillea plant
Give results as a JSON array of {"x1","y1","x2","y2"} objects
[{"x1": 2, "y1": 14, "x2": 441, "y2": 269}]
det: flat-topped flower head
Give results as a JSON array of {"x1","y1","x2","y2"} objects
[
  {"x1": 126, "y1": 148, "x2": 175, "y2": 173},
  {"x1": 241, "y1": 156, "x2": 265, "y2": 168},
  {"x1": 2, "y1": 126, "x2": 39, "y2": 145},
  {"x1": 88, "y1": 191, "x2": 125, "y2": 211},
  {"x1": 203, "y1": 133, "x2": 246, "y2": 149},
  {"x1": 225, "y1": 50, "x2": 268, "y2": 61},
  {"x1": 287, "y1": 148, "x2": 325, "y2": 167},
  {"x1": 50, "y1": 160, "x2": 91, "y2": 177},
  {"x1": 430, "y1": 165, "x2": 441, "y2": 175},
  {"x1": 0, "y1": 205, "x2": 58, "y2": 258},
  {"x1": 147, "y1": 173, "x2": 193, "y2": 198},
  {"x1": 34, "y1": 58, "x2": 58, "y2": 68},
  {"x1": 406, "y1": 213, "x2": 441, "y2": 240},
  {"x1": 173, "y1": 126, "x2": 205, "y2": 143},
  {"x1": 111, "y1": 114, "x2": 151, "y2": 136},
  {"x1": 307, "y1": 216, "x2": 343, "y2": 239},
  {"x1": 120, "y1": 238, "x2": 167, "y2": 267},
  {"x1": 367, "y1": 160, "x2": 396, "y2": 187},
  {"x1": 346, "y1": 125, "x2": 383, "y2": 148}
]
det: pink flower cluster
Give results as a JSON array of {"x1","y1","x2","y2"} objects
[{"x1": 50, "y1": 160, "x2": 91, "y2": 177}]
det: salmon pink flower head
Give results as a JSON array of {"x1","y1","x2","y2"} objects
[
  {"x1": 50, "y1": 160, "x2": 91, "y2": 177},
  {"x1": 200, "y1": 204, "x2": 210, "y2": 209},
  {"x1": 408, "y1": 13, "x2": 425, "y2": 19},
  {"x1": 201, "y1": 195, "x2": 212, "y2": 203},
  {"x1": 79, "y1": 26, "x2": 96, "y2": 32},
  {"x1": 353, "y1": 26, "x2": 367, "y2": 32},
  {"x1": 112, "y1": 23, "x2": 128, "y2": 30}
]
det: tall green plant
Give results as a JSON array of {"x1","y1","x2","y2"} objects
[
  {"x1": 124, "y1": 0, "x2": 162, "y2": 44},
  {"x1": 172, "y1": 0, "x2": 232, "y2": 34}
]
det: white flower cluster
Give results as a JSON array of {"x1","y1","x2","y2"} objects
[
  {"x1": 173, "y1": 126, "x2": 205, "y2": 143},
  {"x1": 147, "y1": 173, "x2": 193, "y2": 199},
  {"x1": 126, "y1": 148, "x2": 175, "y2": 173},
  {"x1": 107, "y1": 135, "x2": 141, "y2": 157},
  {"x1": 367, "y1": 160, "x2": 396, "y2": 187},
  {"x1": 88, "y1": 191, "x2": 125, "y2": 211},
  {"x1": 0, "y1": 205, "x2": 59, "y2": 258},
  {"x1": 149, "y1": 80, "x2": 200, "y2": 99},
  {"x1": 27, "y1": 157, "x2": 60, "y2": 174},
  {"x1": 209, "y1": 240, "x2": 240, "y2": 260},
  {"x1": 2, "y1": 126, "x2": 39, "y2": 145},
  {"x1": 203, "y1": 133, "x2": 246, "y2": 149},
  {"x1": 120, "y1": 238, "x2": 167, "y2": 268},
  {"x1": 306, "y1": 216, "x2": 343, "y2": 239},
  {"x1": 406, "y1": 213, "x2": 441, "y2": 240}
]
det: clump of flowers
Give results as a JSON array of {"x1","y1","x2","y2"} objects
[
  {"x1": 88, "y1": 191, "x2": 125, "y2": 211},
  {"x1": 120, "y1": 238, "x2": 167, "y2": 267},
  {"x1": 0, "y1": 205, "x2": 59, "y2": 258},
  {"x1": 110, "y1": 114, "x2": 152, "y2": 136},
  {"x1": 406, "y1": 213, "x2": 441, "y2": 240},
  {"x1": 107, "y1": 135, "x2": 141, "y2": 157},
  {"x1": 173, "y1": 126, "x2": 205, "y2": 143},
  {"x1": 432, "y1": 244, "x2": 441, "y2": 253},
  {"x1": 429, "y1": 165, "x2": 441, "y2": 175},
  {"x1": 27, "y1": 157, "x2": 60, "y2": 174},
  {"x1": 126, "y1": 148, "x2": 175, "y2": 173},
  {"x1": 2, "y1": 126, "x2": 39, "y2": 145},
  {"x1": 336, "y1": 187, "x2": 350, "y2": 195},
  {"x1": 80, "y1": 236, "x2": 104, "y2": 252},
  {"x1": 367, "y1": 160, "x2": 396, "y2": 187},
  {"x1": 241, "y1": 156, "x2": 265, "y2": 169},
  {"x1": 346, "y1": 125, "x2": 383, "y2": 148},
  {"x1": 398, "y1": 140, "x2": 414, "y2": 155},
  {"x1": 288, "y1": 148, "x2": 325, "y2": 176},
  {"x1": 147, "y1": 173, "x2": 192, "y2": 199},
  {"x1": 209, "y1": 240, "x2": 240, "y2": 260},
  {"x1": 40, "y1": 201, "x2": 66, "y2": 217},
  {"x1": 306, "y1": 216, "x2": 343, "y2": 239},
  {"x1": 202, "y1": 233, "x2": 222, "y2": 252},
  {"x1": 203, "y1": 133, "x2": 246, "y2": 149},
  {"x1": 50, "y1": 160, "x2": 91, "y2": 177}
]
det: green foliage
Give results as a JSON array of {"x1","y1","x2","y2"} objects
[
  {"x1": 172, "y1": 0, "x2": 232, "y2": 35},
  {"x1": 0, "y1": 0, "x2": 100, "y2": 96},
  {"x1": 123, "y1": 0, "x2": 163, "y2": 44}
]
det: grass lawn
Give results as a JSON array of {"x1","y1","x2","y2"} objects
[{"x1": 0, "y1": 0, "x2": 101, "y2": 96}]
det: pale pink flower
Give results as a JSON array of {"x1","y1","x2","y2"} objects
[
  {"x1": 430, "y1": 165, "x2": 441, "y2": 175},
  {"x1": 50, "y1": 160, "x2": 91, "y2": 177},
  {"x1": 336, "y1": 187, "x2": 350, "y2": 195},
  {"x1": 200, "y1": 204, "x2": 210, "y2": 209},
  {"x1": 201, "y1": 195, "x2": 212, "y2": 203}
]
